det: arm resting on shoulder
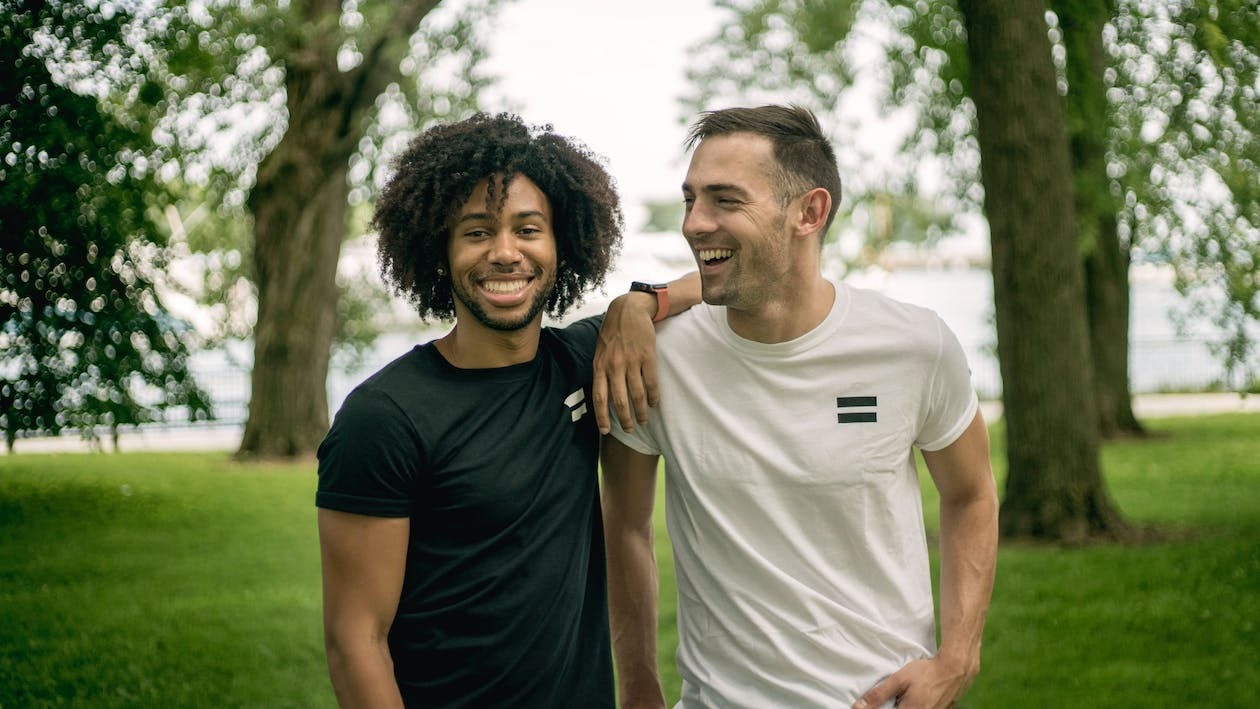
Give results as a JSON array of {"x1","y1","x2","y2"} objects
[
  {"x1": 318, "y1": 508, "x2": 410, "y2": 709},
  {"x1": 853, "y1": 410, "x2": 998, "y2": 709},
  {"x1": 600, "y1": 435, "x2": 667, "y2": 709},
  {"x1": 593, "y1": 271, "x2": 701, "y2": 434}
]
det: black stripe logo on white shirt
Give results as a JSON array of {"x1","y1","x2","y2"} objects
[
  {"x1": 565, "y1": 389, "x2": 587, "y2": 423},
  {"x1": 837, "y1": 396, "x2": 877, "y2": 423}
]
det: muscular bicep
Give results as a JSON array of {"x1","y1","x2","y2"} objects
[
  {"x1": 600, "y1": 436, "x2": 660, "y2": 531},
  {"x1": 921, "y1": 410, "x2": 995, "y2": 505},
  {"x1": 318, "y1": 509, "x2": 410, "y2": 641}
]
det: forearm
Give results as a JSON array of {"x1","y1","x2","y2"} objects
[
  {"x1": 325, "y1": 634, "x2": 405, "y2": 709},
  {"x1": 662, "y1": 271, "x2": 700, "y2": 317},
  {"x1": 936, "y1": 487, "x2": 998, "y2": 672},
  {"x1": 606, "y1": 522, "x2": 665, "y2": 706}
]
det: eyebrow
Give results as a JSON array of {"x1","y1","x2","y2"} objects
[
  {"x1": 681, "y1": 182, "x2": 752, "y2": 198},
  {"x1": 454, "y1": 209, "x2": 550, "y2": 224}
]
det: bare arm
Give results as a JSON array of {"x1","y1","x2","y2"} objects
[
  {"x1": 600, "y1": 435, "x2": 666, "y2": 709},
  {"x1": 593, "y1": 271, "x2": 701, "y2": 435},
  {"x1": 854, "y1": 410, "x2": 998, "y2": 709},
  {"x1": 318, "y1": 508, "x2": 410, "y2": 709}
]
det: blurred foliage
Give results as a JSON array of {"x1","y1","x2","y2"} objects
[
  {"x1": 685, "y1": 0, "x2": 1258, "y2": 388},
  {"x1": 641, "y1": 198, "x2": 686, "y2": 233},
  {"x1": 1, "y1": 0, "x2": 212, "y2": 449}
]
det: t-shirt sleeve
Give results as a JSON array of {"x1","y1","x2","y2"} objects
[
  {"x1": 554, "y1": 313, "x2": 606, "y2": 360},
  {"x1": 916, "y1": 314, "x2": 980, "y2": 451},
  {"x1": 316, "y1": 387, "x2": 421, "y2": 517},
  {"x1": 607, "y1": 408, "x2": 662, "y2": 456}
]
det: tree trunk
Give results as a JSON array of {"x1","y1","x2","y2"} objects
[
  {"x1": 239, "y1": 146, "x2": 348, "y2": 458},
  {"x1": 958, "y1": 0, "x2": 1128, "y2": 541},
  {"x1": 1056, "y1": 0, "x2": 1145, "y2": 438},
  {"x1": 1085, "y1": 214, "x2": 1143, "y2": 438},
  {"x1": 236, "y1": 0, "x2": 442, "y2": 458}
]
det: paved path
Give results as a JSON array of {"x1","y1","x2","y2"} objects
[{"x1": 5, "y1": 393, "x2": 1258, "y2": 456}]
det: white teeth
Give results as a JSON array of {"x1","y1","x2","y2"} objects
[
  {"x1": 698, "y1": 248, "x2": 734, "y2": 262},
  {"x1": 483, "y1": 279, "x2": 527, "y2": 293}
]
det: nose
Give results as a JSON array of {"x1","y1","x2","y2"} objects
[
  {"x1": 682, "y1": 199, "x2": 715, "y2": 239},
  {"x1": 487, "y1": 230, "x2": 522, "y2": 266}
]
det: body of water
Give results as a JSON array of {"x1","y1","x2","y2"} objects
[{"x1": 186, "y1": 264, "x2": 1245, "y2": 425}]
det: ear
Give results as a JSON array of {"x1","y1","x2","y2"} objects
[{"x1": 793, "y1": 187, "x2": 832, "y2": 240}]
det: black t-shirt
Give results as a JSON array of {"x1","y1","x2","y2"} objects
[{"x1": 316, "y1": 316, "x2": 613, "y2": 708}]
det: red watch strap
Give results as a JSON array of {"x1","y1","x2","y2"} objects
[{"x1": 651, "y1": 286, "x2": 669, "y2": 323}]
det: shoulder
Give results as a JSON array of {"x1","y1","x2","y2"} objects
[
  {"x1": 545, "y1": 313, "x2": 605, "y2": 359},
  {"x1": 330, "y1": 347, "x2": 437, "y2": 432},
  {"x1": 653, "y1": 302, "x2": 723, "y2": 345},
  {"x1": 842, "y1": 282, "x2": 942, "y2": 329}
]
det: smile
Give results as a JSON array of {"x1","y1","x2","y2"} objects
[
  {"x1": 698, "y1": 248, "x2": 733, "y2": 265},
  {"x1": 482, "y1": 279, "x2": 530, "y2": 293}
]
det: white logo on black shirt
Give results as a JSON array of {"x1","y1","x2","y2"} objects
[{"x1": 565, "y1": 389, "x2": 587, "y2": 422}]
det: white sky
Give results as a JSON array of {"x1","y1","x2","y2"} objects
[{"x1": 478, "y1": 0, "x2": 726, "y2": 224}]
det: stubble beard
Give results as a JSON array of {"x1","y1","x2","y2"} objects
[{"x1": 451, "y1": 268, "x2": 557, "y2": 332}]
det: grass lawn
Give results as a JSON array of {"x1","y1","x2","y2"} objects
[
  {"x1": 0, "y1": 453, "x2": 332, "y2": 708},
  {"x1": 1, "y1": 413, "x2": 1258, "y2": 707}
]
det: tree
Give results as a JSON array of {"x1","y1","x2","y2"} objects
[
  {"x1": 955, "y1": 0, "x2": 1127, "y2": 539},
  {"x1": 1057, "y1": 0, "x2": 1145, "y2": 437},
  {"x1": 0, "y1": 1, "x2": 211, "y2": 452}
]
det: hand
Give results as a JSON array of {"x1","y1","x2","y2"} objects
[
  {"x1": 593, "y1": 292, "x2": 659, "y2": 434},
  {"x1": 853, "y1": 654, "x2": 977, "y2": 709}
]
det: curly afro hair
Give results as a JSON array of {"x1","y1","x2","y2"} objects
[{"x1": 373, "y1": 113, "x2": 624, "y2": 322}]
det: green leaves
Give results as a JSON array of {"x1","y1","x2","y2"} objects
[{"x1": 1, "y1": 1, "x2": 212, "y2": 448}]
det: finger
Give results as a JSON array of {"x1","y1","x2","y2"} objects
[
  {"x1": 641, "y1": 349, "x2": 660, "y2": 408},
  {"x1": 609, "y1": 364, "x2": 637, "y2": 433},
  {"x1": 592, "y1": 362, "x2": 611, "y2": 435},
  {"x1": 854, "y1": 675, "x2": 902, "y2": 709},
  {"x1": 626, "y1": 366, "x2": 650, "y2": 426}
]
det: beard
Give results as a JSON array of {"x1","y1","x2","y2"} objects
[{"x1": 450, "y1": 267, "x2": 557, "y2": 332}]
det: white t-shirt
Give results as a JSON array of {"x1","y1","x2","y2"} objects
[{"x1": 609, "y1": 281, "x2": 978, "y2": 708}]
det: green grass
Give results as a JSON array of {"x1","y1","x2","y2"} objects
[
  {"x1": 0, "y1": 453, "x2": 332, "y2": 709},
  {"x1": 2, "y1": 414, "x2": 1259, "y2": 707}
]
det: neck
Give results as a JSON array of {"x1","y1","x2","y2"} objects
[
  {"x1": 435, "y1": 318, "x2": 543, "y2": 368},
  {"x1": 726, "y1": 273, "x2": 834, "y2": 344}
]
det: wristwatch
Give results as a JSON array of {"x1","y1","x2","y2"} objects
[{"x1": 629, "y1": 281, "x2": 669, "y2": 323}]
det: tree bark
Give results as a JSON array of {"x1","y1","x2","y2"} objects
[
  {"x1": 957, "y1": 0, "x2": 1128, "y2": 541},
  {"x1": 1056, "y1": 0, "x2": 1145, "y2": 438},
  {"x1": 1084, "y1": 213, "x2": 1143, "y2": 438},
  {"x1": 237, "y1": 0, "x2": 442, "y2": 458}
]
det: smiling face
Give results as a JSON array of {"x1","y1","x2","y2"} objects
[
  {"x1": 446, "y1": 174, "x2": 558, "y2": 333},
  {"x1": 682, "y1": 133, "x2": 794, "y2": 311}
]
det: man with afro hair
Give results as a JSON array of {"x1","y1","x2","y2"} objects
[{"x1": 315, "y1": 113, "x2": 698, "y2": 708}]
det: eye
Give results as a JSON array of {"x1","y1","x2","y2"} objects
[{"x1": 462, "y1": 228, "x2": 490, "y2": 239}]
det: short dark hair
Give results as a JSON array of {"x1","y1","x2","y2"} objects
[
  {"x1": 685, "y1": 104, "x2": 842, "y2": 232},
  {"x1": 373, "y1": 113, "x2": 623, "y2": 321}
]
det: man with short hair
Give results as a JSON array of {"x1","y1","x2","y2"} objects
[
  {"x1": 600, "y1": 105, "x2": 999, "y2": 709},
  {"x1": 316, "y1": 113, "x2": 696, "y2": 708}
]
